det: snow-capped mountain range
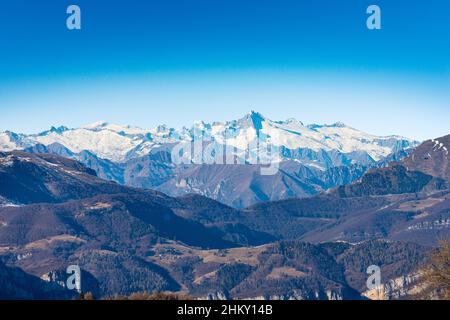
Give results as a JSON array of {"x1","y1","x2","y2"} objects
[
  {"x1": 0, "y1": 112, "x2": 420, "y2": 207},
  {"x1": 0, "y1": 111, "x2": 418, "y2": 166}
]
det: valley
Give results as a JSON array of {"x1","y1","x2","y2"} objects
[{"x1": 0, "y1": 118, "x2": 448, "y2": 300}]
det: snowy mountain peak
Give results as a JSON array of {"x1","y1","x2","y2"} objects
[
  {"x1": 234, "y1": 110, "x2": 266, "y2": 131},
  {"x1": 154, "y1": 124, "x2": 169, "y2": 133},
  {"x1": 247, "y1": 110, "x2": 265, "y2": 119},
  {"x1": 82, "y1": 121, "x2": 152, "y2": 137},
  {"x1": 49, "y1": 126, "x2": 69, "y2": 134},
  {"x1": 331, "y1": 121, "x2": 347, "y2": 128},
  {"x1": 284, "y1": 118, "x2": 304, "y2": 125}
]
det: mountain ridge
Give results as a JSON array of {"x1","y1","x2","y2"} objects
[
  {"x1": 0, "y1": 112, "x2": 420, "y2": 208},
  {"x1": 0, "y1": 111, "x2": 418, "y2": 164},
  {"x1": 0, "y1": 134, "x2": 448, "y2": 299}
]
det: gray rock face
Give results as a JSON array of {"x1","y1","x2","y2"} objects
[
  {"x1": 155, "y1": 161, "x2": 369, "y2": 208},
  {"x1": 363, "y1": 273, "x2": 423, "y2": 300},
  {"x1": 22, "y1": 144, "x2": 377, "y2": 208}
]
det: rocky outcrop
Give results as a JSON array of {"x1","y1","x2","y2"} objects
[{"x1": 362, "y1": 273, "x2": 424, "y2": 300}]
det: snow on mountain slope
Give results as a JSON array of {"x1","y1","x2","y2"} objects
[
  {"x1": 0, "y1": 131, "x2": 31, "y2": 152},
  {"x1": 192, "y1": 111, "x2": 417, "y2": 164},
  {"x1": 0, "y1": 111, "x2": 418, "y2": 164},
  {"x1": 33, "y1": 129, "x2": 139, "y2": 162}
]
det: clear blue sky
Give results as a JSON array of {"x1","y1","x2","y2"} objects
[{"x1": 0, "y1": 0, "x2": 449, "y2": 140}]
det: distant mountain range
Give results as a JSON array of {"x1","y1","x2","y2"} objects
[
  {"x1": 0, "y1": 133, "x2": 448, "y2": 299},
  {"x1": 0, "y1": 112, "x2": 418, "y2": 207}
]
